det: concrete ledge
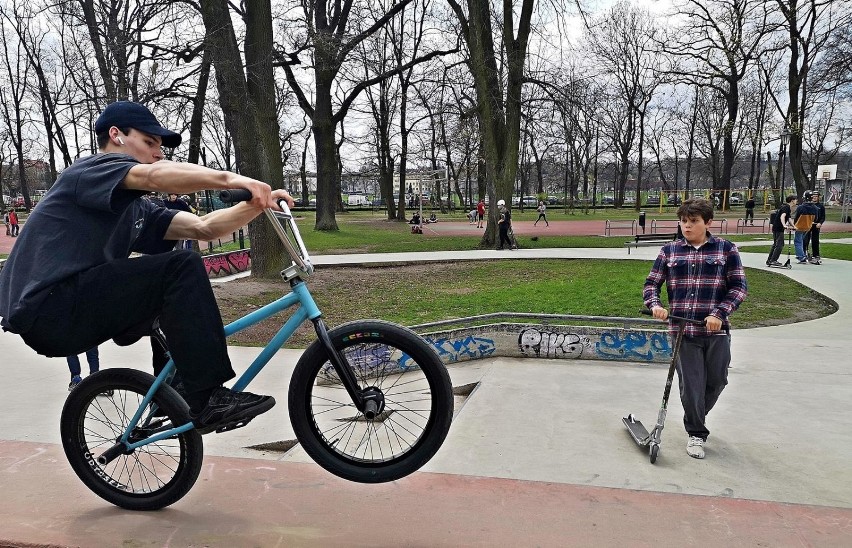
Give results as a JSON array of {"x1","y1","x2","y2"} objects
[
  {"x1": 422, "y1": 322, "x2": 672, "y2": 365},
  {"x1": 203, "y1": 249, "x2": 251, "y2": 278}
]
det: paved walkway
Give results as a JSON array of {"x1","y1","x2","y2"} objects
[{"x1": 1, "y1": 245, "x2": 851, "y2": 546}]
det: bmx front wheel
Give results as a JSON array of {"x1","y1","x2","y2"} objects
[
  {"x1": 289, "y1": 320, "x2": 454, "y2": 483},
  {"x1": 60, "y1": 369, "x2": 203, "y2": 510},
  {"x1": 649, "y1": 443, "x2": 659, "y2": 464}
]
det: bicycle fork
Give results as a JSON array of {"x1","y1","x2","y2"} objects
[{"x1": 312, "y1": 318, "x2": 384, "y2": 419}]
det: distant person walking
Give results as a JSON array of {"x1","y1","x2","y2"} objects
[
  {"x1": 534, "y1": 201, "x2": 549, "y2": 227},
  {"x1": 744, "y1": 197, "x2": 755, "y2": 226},
  {"x1": 477, "y1": 199, "x2": 485, "y2": 229},
  {"x1": 803, "y1": 191, "x2": 825, "y2": 264},
  {"x1": 792, "y1": 194, "x2": 817, "y2": 264},
  {"x1": 8, "y1": 209, "x2": 19, "y2": 236},
  {"x1": 497, "y1": 199, "x2": 513, "y2": 250}
]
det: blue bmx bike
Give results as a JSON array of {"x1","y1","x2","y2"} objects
[{"x1": 60, "y1": 190, "x2": 454, "y2": 510}]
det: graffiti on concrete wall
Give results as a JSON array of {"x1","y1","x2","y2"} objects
[
  {"x1": 425, "y1": 335, "x2": 497, "y2": 363},
  {"x1": 204, "y1": 250, "x2": 251, "y2": 277},
  {"x1": 518, "y1": 328, "x2": 592, "y2": 358},
  {"x1": 594, "y1": 330, "x2": 670, "y2": 362}
]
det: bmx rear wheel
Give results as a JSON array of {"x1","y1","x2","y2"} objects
[
  {"x1": 60, "y1": 369, "x2": 203, "y2": 510},
  {"x1": 289, "y1": 320, "x2": 454, "y2": 483}
]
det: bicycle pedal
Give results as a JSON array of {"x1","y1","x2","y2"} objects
[{"x1": 214, "y1": 417, "x2": 253, "y2": 434}]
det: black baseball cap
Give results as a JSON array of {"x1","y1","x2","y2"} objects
[{"x1": 95, "y1": 101, "x2": 182, "y2": 148}]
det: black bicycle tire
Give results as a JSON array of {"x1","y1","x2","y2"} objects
[
  {"x1": 288, "y1": 320, "x2": 453, "y2": 483},
  {"x1": 60, "y1": 369, "x2": 204, "y2": 510}
]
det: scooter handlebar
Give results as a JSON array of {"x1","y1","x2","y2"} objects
[{"x1": 640, "y1": 308, "x2": 707, "y2": 325}]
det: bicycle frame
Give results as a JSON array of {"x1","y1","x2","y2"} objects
[{"x1": 96, "y1": 198, "x2": 368, "y2": 466}]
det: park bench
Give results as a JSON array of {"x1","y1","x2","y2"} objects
[{"x1": 624, "y1": 232, "x2": 679, "y2": 254}]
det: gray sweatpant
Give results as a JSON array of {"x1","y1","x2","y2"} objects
[{"x1": 675, "y1": 334, "x2": 731, "y2": 440}]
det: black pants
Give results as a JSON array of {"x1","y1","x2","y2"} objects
[
  {"x1": 21, "y1": 250, "x2": 234, "y2": 394},
  {"x1": 745, "y1": 209, "x2": 754, "y2": 224},
  {"x1": 803, "y1": 225, "x2": 821, "y2": 257},
  {"x1": 675, "y1": 334, "x2": 731, "y2": 440},
  {"x1": 767, "y1": 230, "x2": 786, "y2": 263},
  {"x1": 498, "y1": 226, "x2": 512, "y2": 248}
]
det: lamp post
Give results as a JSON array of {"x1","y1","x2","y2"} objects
[{"x1": 780, "y1": 123, "x2": 792, "y2": 199}]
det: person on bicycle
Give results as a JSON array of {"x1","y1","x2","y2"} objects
[
  {"x1": 0, "y1": 101, "x2": 294, "y2": 432},
  {"x1": 643, "y1": 198, "x2": 747, "y2": 459}
]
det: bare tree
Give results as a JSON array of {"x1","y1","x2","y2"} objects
[
  {"x1": 665, "y1": 0, "x2": 776, "y2": 206},
  {"x1": 2, "y1": 3, "x2": 73, "y2": 183},
  {"x1": 444, "y1": 0, "x2": 535, "y2": 245},
  {"x1": 773, "y1": 0, "x2": 852, "y2": 195},
  {"x1": 584, "y1": 1, "x2": 668, "y2": 211},
  {"x1": 276, "y1": 0, "x2": 455, "y2": 231},
  {"x1": 200, "y1": 0, "x2": 286, "y2": 277},
  {"x1": 0, "y1": 13, "x2": 33, "y2": 210}
]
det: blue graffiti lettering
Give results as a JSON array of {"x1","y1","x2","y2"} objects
[
  {"x1": 595, "y1": 331, "x2": 663, "y2": 362},
  {"x1": 423, "y1": 336, "x2": 496, "y2": 363}
]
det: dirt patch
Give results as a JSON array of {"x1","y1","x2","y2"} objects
[{"x1": 213, "y1": 264, "x2": 462, "y2": 347}]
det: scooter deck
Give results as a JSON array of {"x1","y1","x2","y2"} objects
[{"x1": 622, "y1": 414, "x2": 651, "y2": 446}]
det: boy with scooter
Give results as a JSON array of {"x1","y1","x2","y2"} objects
[{"x1": 643, "y1": 198, "x2": 747, "y2": 459}]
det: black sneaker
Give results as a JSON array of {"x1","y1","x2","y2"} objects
[{"x1": 190, "y1": 387, "x2": 275, "y2": 434}]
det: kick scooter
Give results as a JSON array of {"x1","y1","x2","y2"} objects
[{"x1": 622, "y1": 310, "x2": 705, "y2": 463}]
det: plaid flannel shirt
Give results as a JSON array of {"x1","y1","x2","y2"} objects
[{"x1": 643, "y1": 234, "x2": 747, "y2": 337}]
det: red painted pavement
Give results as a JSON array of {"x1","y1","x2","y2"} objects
[{"x1": 1, "y1": 440, "x2": 850, "y2": 547}]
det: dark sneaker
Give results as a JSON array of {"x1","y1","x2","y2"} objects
[
  {"x1": 768, "y1": 261, "x2": 783, "y2": 267},
  {"x1": 190, "y1": 387, "x2": 275, "y2": 434},
  {"x1": 68, "y1": 375, "x2": 82, "y2": 391}
]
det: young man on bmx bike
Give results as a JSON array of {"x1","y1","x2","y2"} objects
[{"x1": 0, "y1": 101, "x2": 294, "y2": 433}]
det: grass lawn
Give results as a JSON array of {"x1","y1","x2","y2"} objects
[{"x1": 216, "y1": 259, "x2": 837, "y2": 347}]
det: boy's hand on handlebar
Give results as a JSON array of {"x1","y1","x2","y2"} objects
[
  {"x1": 239, "y1": 181, "x2": 272, "y2": 209},
  {"x1": 271, "y1": 189, "x2": 295, "y2": 209},
  {"x1": 704, "y1": 315, "x2": 723, "y2": 332},
  {"x1": 650, "y1": 306, "x2": 668, "y2": 321}
]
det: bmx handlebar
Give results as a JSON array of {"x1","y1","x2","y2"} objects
[
  {"x1": 219, "y1": 189, "x2": 314, "y2": 276},
  {"x1": 640, "y1": 308, "x2": 706, "y2": 325}
]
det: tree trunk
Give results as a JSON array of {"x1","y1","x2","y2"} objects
[{"x1": 201, "y1": 0, "x2": 285, "y2": 277}]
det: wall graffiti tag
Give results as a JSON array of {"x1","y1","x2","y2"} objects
[
  {"x1": 424, "y1": 335, "x2": 497, "y2": 363},
  {"x1": 518, "y1": 328, "x2": 591, "y2": 358},
  {"x1": 595, "y1": 330, "x2": 670, "y2": 362},
  {"x1": 204, "y1": 250, "x2": 251, "y2": 277}
]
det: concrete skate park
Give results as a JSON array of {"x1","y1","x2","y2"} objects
[{"x1": 1, "y1": 229, "x2": 851, "y2": 546}]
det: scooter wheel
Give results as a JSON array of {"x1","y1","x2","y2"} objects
[{"x1": 649, "y1": 443, "x2": 659, "y2": 464}]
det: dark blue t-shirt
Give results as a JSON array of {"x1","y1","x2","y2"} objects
[{"x1": 0, "y1": 153, "x2": 178, "y2": 333}]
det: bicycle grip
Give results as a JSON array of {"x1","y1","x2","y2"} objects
[{"x1": 219, "y1": 189, "x2": 253, "y2": 203}]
